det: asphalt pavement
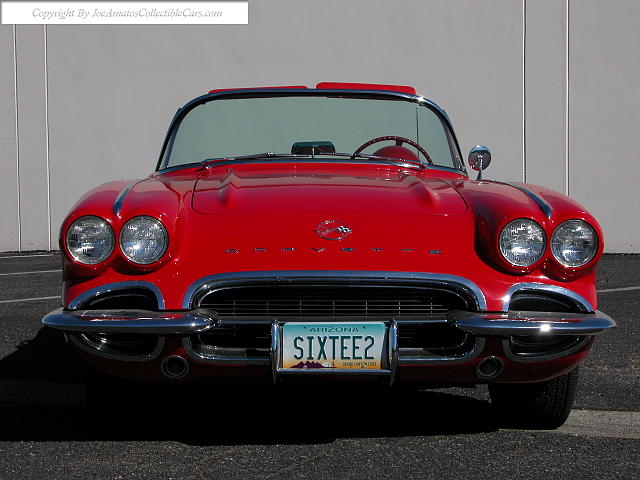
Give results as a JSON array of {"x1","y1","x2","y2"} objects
[{"x1": 0, "y1": 252, "x2": 638, "y2": 479}]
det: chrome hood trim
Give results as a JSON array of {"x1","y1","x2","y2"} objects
[{"x1": 495, "y1": 181, "x2": 553, "y2": 219}]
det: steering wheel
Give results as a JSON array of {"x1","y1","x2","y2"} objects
[{"x1": 352, "y1": 135, "x2": 433, "y2": 165}]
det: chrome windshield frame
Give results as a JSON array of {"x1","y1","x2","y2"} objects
[{"x1": 154, "y1": 88, "x2": 467, "y2": 175}]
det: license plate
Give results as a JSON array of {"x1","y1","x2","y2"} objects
[{"x1": 280, "y1": 322, "x2": 386, "y2": 370}]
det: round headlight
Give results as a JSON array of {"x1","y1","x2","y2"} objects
[
  {"x1": 551, "y1": 219, "x2": 597, "y2": 267},
  {"x1": 499, "y1": 218, "x2": 546, "y2": 267},
  {"x1": 120, "y1": 216, "x2": 168, "y2": 265},
  {"x1": 66, "y1": 216, "x2": 114, "y2": 265}
]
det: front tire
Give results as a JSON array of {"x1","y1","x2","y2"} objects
[{"x1": 489, "y1": 367, "x2": 579, "y2": 429}]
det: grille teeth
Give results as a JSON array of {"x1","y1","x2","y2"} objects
[
  {"x1": 202, "y1": 299, "x2": 447, "y2": 317},
  {"x1": 197, "y1": 286, "x2": 467, "y2": 321}
]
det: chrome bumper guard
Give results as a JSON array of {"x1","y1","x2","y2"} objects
[
  {"x1": 448, "y1": 310, "x2": 616, "y2": 336},
  {"x1": 42, "y1": 308, "x2": 215, "y2": 334}
]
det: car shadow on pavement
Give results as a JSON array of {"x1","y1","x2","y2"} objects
[
  {"x1": 0, "y1": 327, "x2": 499, "y2": 444},
  {"x1": 0, "y1": 326, "x2": 86, "y2": 383}
]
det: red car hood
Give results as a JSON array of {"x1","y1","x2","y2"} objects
[
  {"x1": 192, "y1": 165, "x2": 467, "y2": 216},
  {"x1": 62, "y1": 163, "x2": 600, "y2": 311}
]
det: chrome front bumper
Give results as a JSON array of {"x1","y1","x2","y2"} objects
[
  {"x1": 42, "y1": 308, "x2": 215, "y2": 334},
  {"x1": 43, "y1": 307, "x2": 616, "y2": 370},
  {"x1": 448, "y1": 310, "x2": 616, "y2": 336},
  {"x1": 43, "y1": 308, "x2": 615, "y2": 336}
]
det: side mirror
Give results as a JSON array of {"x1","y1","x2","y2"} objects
[{"x1": 468, "y1": 145, "x2": 491, "y2": 180}]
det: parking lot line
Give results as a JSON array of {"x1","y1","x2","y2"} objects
[
  {"x1": 542, "y1": 409, "x2": 640, "y2": 440},
  {"x1": 0, "y1": 269, "x2": 61, "y2": 276},
  {"x1": 0, "y1": 296, "x2": 59, "y2": 304},
  {"x1": 0, "y1": 253, "x2": 56, "y2": 258},
  {"x1": 597, "y1": 286, "x2": 640, "y2": 293}
]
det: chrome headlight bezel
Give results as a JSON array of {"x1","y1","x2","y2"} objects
[
  {"x1": 498, "y1": 218, "x2": 547, "y2": 267},
  {"x1": 65, "y1": 216, "x2": 115, "y2": 265},
  {"x1": 119, "y1": 216, "x2": 168, "y2": 265},
  {"x1": 551, "y1": 219, "x2": 598, "y2": 268}
]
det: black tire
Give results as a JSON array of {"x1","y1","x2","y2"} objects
[{"x1": 489, "y1": 366, "x2": 579, "y2": 429}]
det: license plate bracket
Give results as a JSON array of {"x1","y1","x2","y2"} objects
[{"x1": 272, "y1": 321, "x2": 397, "y2": 375}]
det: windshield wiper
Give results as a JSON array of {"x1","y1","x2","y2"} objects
[
  {"x1": 200, "y1": 151, "x2": 425, "y2": 170},
  {"x1": 325, "y1": 152, "x2": 426, "y2": 170},
  {"x1": 201, "y1": 152, "x2": 312, "y2": 167}
]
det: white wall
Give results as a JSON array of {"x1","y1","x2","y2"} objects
[
  {"x1": 0, "y1": 0, "x2": 638, "y2": 252},
  {"x1": 568, "y1": 0, "x2": 640, "y2": 252}
]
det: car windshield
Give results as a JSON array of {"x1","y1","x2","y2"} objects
[{"x1": 160, "y1": 94, "x2": 463, "y2": 170}]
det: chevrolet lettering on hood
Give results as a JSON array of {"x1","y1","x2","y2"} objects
[
  {"x1": 43, "y1": 83, "x2": 615, "y2": 430},
  {"x1": 224, "y1": 246, "x2": 442, "y2": 254}
]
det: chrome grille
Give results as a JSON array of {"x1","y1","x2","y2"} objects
[{"x1": 197, "y1": 285, "x2": 469, "y2": 321}]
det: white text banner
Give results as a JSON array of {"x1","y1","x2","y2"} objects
[{"x1": 1, "y1": 2, "x2": 248, "y2": 25}]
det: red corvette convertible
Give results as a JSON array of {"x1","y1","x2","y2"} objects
[{"x1": 43, "y1": 83, "x2": 615, "y2": 428}]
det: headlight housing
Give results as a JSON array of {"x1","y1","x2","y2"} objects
[
  {"x1": 120, "y1": 216, "x2": 168, "y2": 265},
  {"x1": 551, "y1": 219, "x2": 598, "y2": 267},
  {"x1": 66, "y1": 216, "x2": 115, "y2": 265},
  {"x1": 499, "y1": 218, "x2": 546, "y2": 267}
]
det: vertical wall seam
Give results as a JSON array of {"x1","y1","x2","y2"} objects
[
  {"x1": 13, "y1": 25, "x2": 21, "y2": 252},
  {"x1": 522, "y1": 0, "x2": 527, "y2": 183},
  {"x1": 565, "y1": 0, "x2": 570, "y2": 196},
  {"x1": 44, "y1": 25, "x2": 52, "y2": 251}
]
